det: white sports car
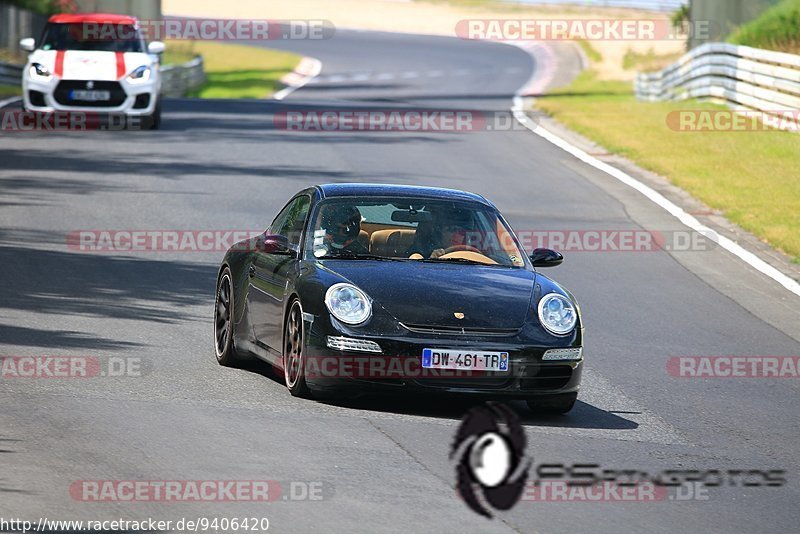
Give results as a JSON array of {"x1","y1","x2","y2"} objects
[{"x1": 20, "y1": 13, "x2": 165, "y2": 129}]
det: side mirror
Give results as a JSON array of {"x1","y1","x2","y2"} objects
[
  {"x1": 148, "y1": 41, "x2": 166, "y2": 54},
  {"x1": 19, "y1": 38, "x2": 35, "y2": 52},
  {"x1": 258, "y1": 234, "x2": 294, "y2": 256},
  {"x1": 530, "y1": 248, "x2": 563, "y2": 268}
]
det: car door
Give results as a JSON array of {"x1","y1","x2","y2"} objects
[{"x1": 247, "y1": 195, "x2": 311, "y2": 353}]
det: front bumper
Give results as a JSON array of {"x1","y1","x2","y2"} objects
[
  {"x1": 22, "y1": 75, "x2": 159, "y2": 115},
  {"x1": 303, "y1": 315, "x2": 584, "y2": 398}
]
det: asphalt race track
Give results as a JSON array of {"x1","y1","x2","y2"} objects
[{"x1": 1, "y1": 29, "x2": 799, "y2": 532}]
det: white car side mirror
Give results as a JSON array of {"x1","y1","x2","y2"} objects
[
  {"x1": 148, "y1": 41, "x2": 165, "y2": 55},
  {"x1": 19, "y1": 37, "x2": 35, "y2": 52}
]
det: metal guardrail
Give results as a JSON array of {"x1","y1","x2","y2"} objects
[
  {"x1": 635, "y1": 42, "x2": 800, "y2": 130},
  {"x1": 0, "y1": 56, "x2": 205, "y2": 96},
  {"x1": 0, "y1": 59, "x2": 22, "y2": 85},
  {"x1": 160, "y1": 55, "x2": 206, "y2": 97}
]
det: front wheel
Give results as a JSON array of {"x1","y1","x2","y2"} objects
[
  {"x1": 284, "y1": 300, "x2": 310, "y2": 397},
  {"x1": 526, "y1": 392, "x2": 577, "y2": 415},
  {"x1": 142, "y1": 99, "x2": 161, "y2": 130},
  {"x1": 214, "y1": 268, "x2": 244, "y2": 366}
]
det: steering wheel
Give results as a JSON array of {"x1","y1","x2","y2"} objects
[{"x1": 442, "y1": 244, "x2": 482, "y2": 254}]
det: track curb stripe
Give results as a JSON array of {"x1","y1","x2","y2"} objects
[{"x1": 273, "y1": 56, "x2": 322, "y2": 101}]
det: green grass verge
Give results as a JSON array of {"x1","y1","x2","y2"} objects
[
  {"x1": 0, "y1": 84, "x2": 22, "y2": 98},
  {"x1": 164, "y1": 40, "x2": 302, "y2": 99},
  {"x1": 535, "y1": 69, "x2": 800, "y2": 262},
  {"x1": 728, "y1": 0, "x2": 800, "y2": 54}
]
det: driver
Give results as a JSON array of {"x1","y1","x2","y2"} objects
[
  {"x1": 409, "y1": 209, "x2": 473, "y2": 259},
  {"x1": 318, "y1": 204, "x2": 368, "y2": 255}
]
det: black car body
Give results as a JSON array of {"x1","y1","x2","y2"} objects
[{"x1": 214, "y1": 184, "x2": 584, "y2": 413}]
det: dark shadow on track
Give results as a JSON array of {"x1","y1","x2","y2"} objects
[
  {"x1": 0, "y1": 245, "x2": 217, "y2": 327},
  {"x1": 236, "y1": 360, "x2": 636, "y2": 430}
]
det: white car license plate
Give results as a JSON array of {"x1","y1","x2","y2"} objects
[
  {"x1": 422, "y1": 348, "x2": 509, "y2": 371},
  {"x1": 70, "y1": 90, "x2": 111, "y2": 101}
]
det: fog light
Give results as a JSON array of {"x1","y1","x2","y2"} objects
[
  {"x1": 542, "y1": 347, "x2": 582, "y2": 361},
  {"x1": 326, "y1": 336, "x2": 382, "y2": 353}
]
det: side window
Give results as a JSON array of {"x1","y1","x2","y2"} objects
[{"x1": 271, "y1": 196, "x2": 311, "y2": 248}]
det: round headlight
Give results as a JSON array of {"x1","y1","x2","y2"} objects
[
  {"x1": 325, "y1": 283, "x2": 372, "y2": 325},
  {"x1": 537, "y1": 293, "x2": 576, "y2": 335}
]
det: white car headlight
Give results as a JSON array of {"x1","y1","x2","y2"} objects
[
  {"x1": 29, "y1": 63, "x2": 52, "y2": 81},
  {"x1": 325, "y1": 283, "x2": 372, "y2": 325},
  {"x1": 127, "y1": 65, "x2": 151, "y2": 84},
  {"x1": 537, "y1": 293, "x2": 576, "y2": 335}
]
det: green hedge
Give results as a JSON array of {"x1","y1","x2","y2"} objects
[{"x1": 728, "y1": 0, "x2": 800, "y2": 54}]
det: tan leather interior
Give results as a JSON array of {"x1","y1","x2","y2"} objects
[
  {"x1": 369, "y1": 229, "x2": 417, "y2": 257},
  {"x1": 357, "y1": 230, "x2": 369, "y2": 249}
]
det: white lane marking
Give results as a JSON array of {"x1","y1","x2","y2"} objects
[
  {"x1": 327, "y1": 74, "x2": 346, "y2": 83},
  {"x1": 427, "y1": 70, "x2": 444, "y2": 77},
  {"x1": 455, "y1": 69, "x2": 470, "y2": 76},
  {"x1": 273, "y1": 57, "x2": 322, "y2": 101},
  {"x1": 376, "y1": 72, "x2": 395, "y2": 81},
  {"x1": 510, "y1": 92, "x2": 800, "y2": 297},
  {"x1": 401, "y1": 71, "x2": 419, "y2": 79},
  {"x1": 0, "y1": 96, "x2": 22, "y2": 109},
  {"x1": 352, "y1": 73, "x2": 370, "y2": 82}
]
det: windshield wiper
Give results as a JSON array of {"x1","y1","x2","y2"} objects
[
  {"x1": 420, "y1": 257, "x2": 487, "y2": 265},
  {"x1": 320, "y1": 254, "x2": 402, "y2": 261}
]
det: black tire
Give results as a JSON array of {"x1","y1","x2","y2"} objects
[
  {"x1": 283, "y1": 299, "x2": 311, "y2": 397},
  {"x1": 214, "y1": 267, "x2": 244, "y2": 367},
  {"x1": 525, "y1": 392, "x2": 577, "y2": 415},
  {"x1": 143, "y1": 99, "x2": 161, "y2": 130}
]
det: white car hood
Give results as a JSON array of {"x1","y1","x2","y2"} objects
[{"x1": 29, "y1": 49, "x2": 152, "y2": 81}]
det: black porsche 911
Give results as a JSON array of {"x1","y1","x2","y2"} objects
[{"x1": 214, "y1": 184, "x2": 584, "y2": 414}]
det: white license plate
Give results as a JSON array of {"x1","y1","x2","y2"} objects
[
  {"x1": 422, "y1": 348, "x2": 509, "y2": 371},
  {"x1": 70, "y1": 90, "x2": 111, "y2": 101}
]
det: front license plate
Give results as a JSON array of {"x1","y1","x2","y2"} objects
[
  {"x1": 422, "y1": 348, "x2": 509, "y2": 371},
  {"x1": 70, "y1": 90, "x2": 111, "y2": 101}
]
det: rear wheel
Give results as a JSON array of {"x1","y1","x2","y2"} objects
[
  {"x1": 284, "y1": 300, "x2": 310, "y2": 397},
  {"x1": 214, "y1": 268, "x2": 243, "y2": 366},
  {"x1": 525, "y1": 392, "x2": 577, "y2": 415}
]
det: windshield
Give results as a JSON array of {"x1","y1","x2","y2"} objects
[
  {"x1": 39, "y1": 23, "x2": 146, "y2": 52},
  {"x1": 305, "y1": 197, "x2": 527, "y2": 267}
]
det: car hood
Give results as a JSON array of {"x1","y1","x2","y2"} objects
[
  {"x1": 321, "y1": 260, "x2": 536, "y2": 330},
  {"x1": 28, "y1": 49, "x2": 152, "y2": 81}
]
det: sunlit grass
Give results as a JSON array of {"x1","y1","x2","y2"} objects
[
  {"x1": 536, "y1": 70, "x2": 800, "y2": 262},
  {"x1": 164, "y1": 40, "x2": 301, "y2": 99}
]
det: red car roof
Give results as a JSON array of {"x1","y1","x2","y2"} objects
[{"x1": 48, "y1": 13, "x2": 138, "y2": 25}]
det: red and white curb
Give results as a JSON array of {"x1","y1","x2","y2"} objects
[
  {"x1": 274, "y1": 56, "x2": 322, "y2": 101},
  {"x1": 508, "y1": 41, "x2": 800, "y2": 298}
]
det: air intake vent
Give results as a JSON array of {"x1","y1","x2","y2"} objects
[{"x1": 401, "y1": 323, "x2": 519, "y2": 337}]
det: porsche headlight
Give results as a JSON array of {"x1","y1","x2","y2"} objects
[
  {"x1": 537, "y1": 293, "x2": 576, "y2": 335},
  {"x1": 325, "y1": 283, "x2": 372, "y2": 325},
  {"x1": 29, "y1": 62, "x2": 52, "y2": 81},
  {"x1": 127, "y1": 65, "x2": 151, "y2": 84}
]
